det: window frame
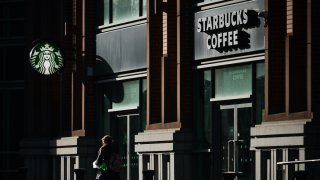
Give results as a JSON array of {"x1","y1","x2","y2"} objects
[{"x1": 98, "y1": 0, "x2": 147, "y2": 28}]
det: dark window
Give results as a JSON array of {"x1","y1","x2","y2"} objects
[
  {"x1": 0, "y1": 46, "x2": 25, "y2": 80},
  {"x1": 255, "y1": 62, "x2": 265, "y2": 124},
  {"x1": 0, "y1": 1, "x2": 25, "y2": 81},
  {"x1": 0, "y1": 90, "x2": 24, "y2": 170},
  {"x1": 0, "y1": 1, "x2": 25, "y2": 177},
  {"x1": 0, "y1": 2, "x2": 24, "y2": 19},
  {"x1": 0, "y1": 2, "x2": 24, "y2": 38},
  {"x1": 98, "y1": 0, "x2": 146, "y2": 27},
  {"x1": 96, "y1": 78, "x2": 147, "y2": 138},
  {"x1": 6, "y1": 46, "x2": 25, "y2": 80}
]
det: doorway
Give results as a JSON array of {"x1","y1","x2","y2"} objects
[
  {"x1": 109, "y1": 112, "x2": 140, "y2": 180},
  {"x1": 219, "y1": 103, "x2": 254, "y2": 180}
]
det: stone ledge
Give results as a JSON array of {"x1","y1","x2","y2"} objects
[
  {"x1": 135, "y1": 128, "x2": 192, "y2": 143},
  {"x1": 250, "y1": 119, "x2": 320, "y2": 149},
  {"x1": 135, "y1": 142, "x2": 193, "y2": 153},
  {"x1": 20, "y1": 136, "x2": 97, "y2": 156},
  {"x1": 251, "y1": 136, "x2": 304, "y2": 149},
  {"x1": 251, "y1": 119, "x2": 311, "y2": 137},
  {"x1": 135, "y1": 129, "x2": 192, "y2": 153}
]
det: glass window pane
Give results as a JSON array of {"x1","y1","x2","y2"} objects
[
  {"x1": 96, "y1": 87, "x2": 111, "y2": 141},
  {"x1": 112, "y1": 80, "x2": 139, "y2": 110},
  {"x1": 97, "y1": 79, "x2": 144, "y2": 138},
  {"x1": 12, "y1": 2, "x2": 24, "y2": 18},
  {"x1": 238, "y1": 107, "x2": 253, "y2": 178},
  {"x1": 0, "y1": 21, "x2": 8, "y2": 37},
  {"x1": 5, "y1": 46, "x2": 25, "y2": 80},
  {"x1": 194, "y1": 70, "x2": 213, "y2": 149},
  {"x1": 104, "y1": 0, "x2": 110, "y2": 25},
  {"x1": 143, "y1": 0, "x2": 147, "y2": 16},
  {"x1": 110, "y1": 115, "x2": 127, "y2": 180},
  {"x1": 0, "y1": 20, "x2": 24, "y2": 37},
  {"x1": 113, "y1": 0, "x2": 140, "y2": 23},
  {"x1": 215, "y1": 65, "x2": 252, "y2": 99},
  {"x1": 0, "y1": 48, "x2": 3, "y2": 80},
  {"x1": 109, "y1": 115, "x2": 140, "y2": 180},
  {"x1": 129, "y1": 116, "x2": 139, "y2": 180},
  {"x1": 103, "y1": 92, "x2": 111, "y2": 131},
  {"x1": 221, "y1": 109, "x2": 234, "y2": 172},
  {"x1": 203, "y1": 70, "x2": 212, "y2": 148},
  {"x1": 196, "y1": 0, "x2": 222, "y2": 3},
  {"x1": 0, "y1": 91, "x2": 4, "y2": 152},
  {"x1": 10, "y1": 20, "x2": 24, "y2": 37},
  {"x1": 256, "y1": 63, "x2": 265, "y2": 124},
  {"x1": 0, "y1": 90, "x2": 24, "y2": 169},
  {"x1": 0, "y1": 2, "x2": 24, "y2": 19},
  {"x1": 140, "y1": 79, "x2": 147, "y2": 130}
]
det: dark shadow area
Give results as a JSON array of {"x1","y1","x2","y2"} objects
[
  {"x1": 95, "y1": 55, "x2": 115, "y2": 76},
  {"x1": 95, "y1": 55, "x2": 124, "y2": 103},
  {"x1": 245, "y1": 10, "x2": 261, "y2": 29},
  {"x1": 312, "y1": 0, "x2": 320, "y2": 120}
]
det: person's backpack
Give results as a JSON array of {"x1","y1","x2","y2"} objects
[{"x1": 109, "y1": 153, "x2": 121, "y2": 172}]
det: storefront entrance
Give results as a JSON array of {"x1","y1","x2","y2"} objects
[
  {"x1": 219, "y1": 103, "x2": 254, "y2": 180},
  {"x1": 109, "y1": 112, "x2": 140, "y2": 180},
  {"x1": 193, "y1": 61, "x2": 265, "y2": 180}
]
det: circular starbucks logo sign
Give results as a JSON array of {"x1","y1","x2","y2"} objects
[{"x1": 29, "y1": 42, "x2": 63, "y2": 75}]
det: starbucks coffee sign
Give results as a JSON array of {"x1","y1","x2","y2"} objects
[
  {"x1": 29, "y1": 42, "x2": 63, "y2": 75},
  {"x1": 197, "y1": 9, "x2": 248, "y2": 50},
  {"x1": 194, "y1": 1, "x2": 264, "y2": 60}
]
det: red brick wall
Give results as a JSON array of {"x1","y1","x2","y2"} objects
[
  {"x1": 24, "y1": 0, "x2": 71, "y2": 137},
  {"x1": 83, "y1": 0, "x2": 96, "y2": 136},
  {"x1": 289, "y1": 0, "x2": 307, "y2": 113},
  {"x1": 177, "y1": 0, "x2": 193, "y2": 128},
  {"x1": 147, "y1": 0, "x2": 163, "y2": 125},
  {"x1": 267, "y1": 0, "x2": 286, "y2": 115},
  {"x1": 24, "y1": 0, "x2": 96, "y2": 137},
  {"x1": 147, "y1": 0, "x2": 193, "y2": 129},
  {"x1": 267, "y1": 0, "x2": 312, "y2": 120},
  {"x1": 312, "y1": 0, "x2": 320, "y2": 119}
]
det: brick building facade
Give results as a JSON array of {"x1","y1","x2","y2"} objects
[{"x1": 1, "y1": 0, "x2": 320, "y2": 180}]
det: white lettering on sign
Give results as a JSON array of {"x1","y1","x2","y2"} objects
[
  {"x1": 232, "y1": 73, "x2": 244, "y2": 80},
  {"x1": 230, "y1": 69, "x2": 247, "y2": 81},
  {"x1": 206, "y1": 30, "x2": 239, "y2": 49},
  {"x1": 197, "y1": 9, "x2": 248, "y2": 32},
  {"x1": 197, "y1": 9, "x2": 248, "y2": 50}
]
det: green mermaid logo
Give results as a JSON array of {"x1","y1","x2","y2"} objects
[{"x1": 30, "y1": 42, "x2": 63, "y2": 75}]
